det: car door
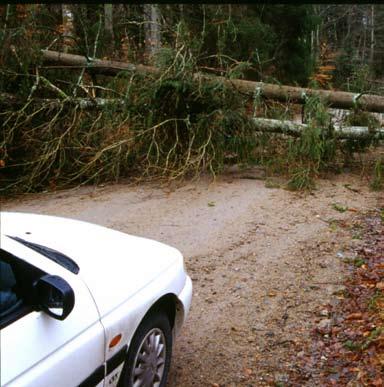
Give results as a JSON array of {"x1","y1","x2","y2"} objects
[{"x1": 0, "y1": 243, "x2": 106, "y2": 387}]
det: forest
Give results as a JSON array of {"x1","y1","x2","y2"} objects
[
  {"x1": 1, "y1": 5, "x2": 383, "y2": 386},
  {"x1": 0, "y1": 4, "x2": 383, "y2": 193}
]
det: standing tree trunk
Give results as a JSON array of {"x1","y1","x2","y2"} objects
[
  {"x1": 360, "y1": 7, "x2": 367, "y2": 62},
  {"x1": 370, "y1": 5, "x2": 375, "y2": 67},
  {"x1": 62, "y1": 4, "x2": 75, "y2": 53},
  {"x1": 144, "y1": 4, "x2": 161, "y2": 63},
  {"x1": 312, "y1": 5, "x2": 321, "y2": 61},
  {"x1": 104, "y1": 4, "x2": 114, "y2": 56},
  {"x1": 179, "y1": 4, "x2": 184, "y2": 20}
]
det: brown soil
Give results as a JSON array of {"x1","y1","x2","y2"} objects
[{"x1": 2, "y1": 171, "x2": 382, "y2": 386}]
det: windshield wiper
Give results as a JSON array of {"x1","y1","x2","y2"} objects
[{"x1": 7, "y1": 236, "x2": 79, "y2": 274}]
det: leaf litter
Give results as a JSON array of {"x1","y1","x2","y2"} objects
[{"x1": 290, "y1": 208, "x2": 384, "y2": 386}]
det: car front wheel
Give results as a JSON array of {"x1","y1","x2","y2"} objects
[{"x1": 120, "y1": 312, "x2": 172, "y2": 387}]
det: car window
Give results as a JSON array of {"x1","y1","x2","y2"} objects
[
  {"x1": 0, "y1": 258, "x2": 22, "y2": 319},
  {"x1": 0, "y1": 250, "x2": 45, "y2": 329}
]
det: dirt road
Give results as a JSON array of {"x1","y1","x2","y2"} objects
[{"x1": 2, "y1": 171, "x2": 381, "y2": 386}]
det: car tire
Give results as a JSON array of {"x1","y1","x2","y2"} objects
[{"x1": 119, "y1": 311, "x2": 172, "y2": 387}]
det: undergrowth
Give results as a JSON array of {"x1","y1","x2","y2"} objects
[
  {"x1": 2, "y1": 70, "x2": 382, "y2": 193},
  {"x1": 0, "y1": 11, "x2": 382, "y2": 194},
  {"x1": 287, "y1": 96, "x2": 336, "y2": 189},
  {"x1": 0, "y1": 52, "x2": 257, "y2": 193}
]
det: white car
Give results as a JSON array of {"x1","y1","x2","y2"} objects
[{"x1": 0, "y1": 212, "x2": 192, "y2": 387}]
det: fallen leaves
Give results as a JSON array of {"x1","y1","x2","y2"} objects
[
  {"x1": 372, "y1": 377, "x2": 383, "y2": 387},
  {"x1": 289, "y1": 209, "x2": 384, "y2": 386},
  {"x1": 243, "y1": 367, "x2": 253, "y2": 377},
  {"x1": 346, "y1": 313, "x2": 363, "y2": 320},
  {"x1": 375, "y1": 282, "x2": 384, "y2": 290}
]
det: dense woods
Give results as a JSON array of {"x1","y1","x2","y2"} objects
[{"x1": 0, "y1": 4, "x2": 383, "y2": 193}]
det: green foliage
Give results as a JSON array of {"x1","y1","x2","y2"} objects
[
  {"x1": 333, "y1": 46, "x2": 357, "y2": 88},
  {"x1": 347, "y1": 65, "x2": 373, "y2": 93},
  {"x1": 361, "y1": 327, "x2": 383, "y2": 350},
  {"x1": 353, "y1": 257, "x2": 366, "y2": 268},
  {"x1": 167, "y1": 5, "x2": 317, "y2": 85},
  {"x1": 258, "y1": 4, "x2": 316, "y2": 84},
  {"x1": 345, "y1": 110, "x2": 380, "y2": 129},
  {"x1": 343, "y1": 340, "x2": 361, "y2": 351},
  {"x1": 1, "y1": 65, "x2": 256, "y2": 193},
  {"x1": 285, "y1": 96, "x2": 337, "y2": 190},
  {"x1": 341, "y1": 110, "x2": 381, "y2": 155},
  {"x1": 345, "y1": 327, "x2": 384, "y2": 353},
  {"x1": 332, "y1": 203, "x2": 348, "y2": 213},
  {"x1": 228, "y1": 61, "x2": 252, "y2": 80},
  {"x1": 343, "y1": 257, "x2": 367, "y2": 267},
  {"x1": 369, "y1": 291, "x2": 384, "y2": 311},
  {"x1": 75, "y1": 5, "x2": 105, "y2": 56},
  {"x1": 0, "y1": 5, "x2": 43, "y2": 97},
  {"x1": 0, "y1": 5, "x2": 381, "y2": 195},
  {"x1": 287, "y1": 167, "x2": 314, "y2": 191},
  {"x1": 154, "y1": 47, "x2": 176, "y2": 70}
]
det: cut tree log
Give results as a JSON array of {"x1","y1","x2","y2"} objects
[
  {"x1": 252, "y1": 118, "x2": 384, "y2": 140},
  {"x1": 41, "y1": 50, "x2": 384, "y2": 113}
]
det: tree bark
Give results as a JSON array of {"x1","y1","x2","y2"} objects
[
  {"x1": 0, "y1": 92, "x2": 125, "y2": 110},
  {"x1": 41, "y1": 49, "x2": 159, "y2": 76},
  {"x1": 144, "y1": 4, "x2": 161, "y2": 62},
  {"x1": 62, "y1": 4, "x2": 75, "y2": 53},
  {"x1": 370, "y1": 5, "x2": 375, "y2": 66},
  {"x1": 41, "y1": 49, "x2": 384, "y2": 113},
  {"x1": 104, "y1": 4, "x2": 114, "y2": 54},
  {"x1": 252, "y1": 118, "x2": 384, "y2": 140}
]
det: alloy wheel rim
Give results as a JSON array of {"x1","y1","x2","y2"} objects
[{"x1": 131, "y1": 327, "x2": 167, "y2": 387}]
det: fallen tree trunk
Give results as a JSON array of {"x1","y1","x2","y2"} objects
[
  {"x1": 41, "y1": 50, "x2": 158, "y2": 76},
  {"x1": 0, "y1": 92, "x2": 125, "y2": 110},
  {"x1": 2, "y1": 90, "x2": 383, "y2": 140},
  {"x1": 252, "y1": 118, "x2": 384, "y2": 140},
  {"x1": 41, "y1": 50, "x2": 384, "y2": 113}
]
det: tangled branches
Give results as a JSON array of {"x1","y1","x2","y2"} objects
[{"x1": 0, "y1": 70, "x2": 255, "y2": 194}]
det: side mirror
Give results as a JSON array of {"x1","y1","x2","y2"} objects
[{"x1": 34, "y1": 275, "x2": 75, "y2": 320}]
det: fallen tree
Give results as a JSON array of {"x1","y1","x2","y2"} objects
[
  {"x1": 2, "y1": 88, "x2": 382, "y2": 140},
  {"x1": 0, "y1": 92, "x2": 125, "y2": 110},
  {"x1": 41, "y1": 49, "x2": 384, "y2": 113},
  {"x1": 251, "y1": 118, "x2": 384, "y2": 140},
  {"x1": 41, "y1": 49, "x2": 158, "y2": 76}
]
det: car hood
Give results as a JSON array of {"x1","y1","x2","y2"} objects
[{"x1": 1, "y1": 212, "x2": 183, "y2": 316}]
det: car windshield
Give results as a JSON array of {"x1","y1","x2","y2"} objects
[{"x1": 7, "y1": 236, "x2": 79, "y2": 274}]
